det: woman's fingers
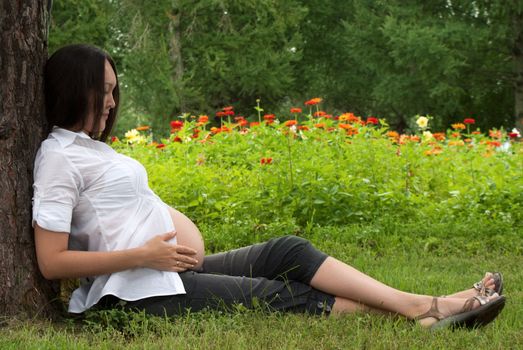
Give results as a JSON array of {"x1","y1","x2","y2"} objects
[
  {"x1": 173, "y1": 250, "x2": 198, "y2": 265},
  {"x1": 160, "y1": 230, "x2": 177, "y2": 241}
]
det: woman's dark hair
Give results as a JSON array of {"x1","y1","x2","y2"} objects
[{"x1": 45, "y1": 44, "x2": 119, "y2": 142}]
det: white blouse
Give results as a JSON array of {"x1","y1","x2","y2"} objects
[{"x1": 32, "y1": 127, "x2": 185, "y2": 313}]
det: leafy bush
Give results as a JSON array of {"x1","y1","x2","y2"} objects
[{"x1": 113, "y1": 106, "x2": 522, "y2": 248}]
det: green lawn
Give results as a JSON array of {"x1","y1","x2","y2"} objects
[{"x1": 2, "y1": 225, "x2": 522, "y2": 349}]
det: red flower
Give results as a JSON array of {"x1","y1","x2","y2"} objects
[
  {"x1": 508, "y1": 132, "x2": 519, "y2": 139},
  {"x1": 223, "y1": 110, "x2": 235, "y2": 116},
  {"x1": 263, "y1": 114, "x2": 276, "y2": 121},
  {"x1": 156, "y1": 143, "x2": 166, "y2": 149},
  {"x1": 298, "y1": 125, "x2": 310, "y2": 131},
  {"x1": 222, "y1": 106, "x2": 234, "y2": 112},
  {"x1": 260, "y1": 157, "x2": 273, "y2": 165},
  {"x1": 173, "y1": 136, "x2": 182, "y2": 143},
  {"x1": 304, "y1": 97, "x2": 322, "y2": 106},
  {"x1": 366, "y1": 117, "x2": 379, "y2": 125},
  {"x1": 170, "y1": 120, "x2": 184, "y2": 130},
  {"x1": 314, "y1": 111, "x2": 326, "y2": 117},
  {"x1": 284, "y1": 120, "x2": 298, "y2": 127},
  {"x1": 191, "y1": 129, "x2": 201, "y2": 138},
  {"x1": 487, "y1": 140, "x2": 501, "y2": 147},
  {"x1": 110, "y1": 136, "x2": 119, "y2": 143},
  {"x1": 215, "y1": 111, "x2": 226, "y2": 118},
  {"x1": 290, "y1": 107, "x2": 302, "y2": 113},
  {"x1": 464, "y1": 118, "x2": 475, "y2": 125}
]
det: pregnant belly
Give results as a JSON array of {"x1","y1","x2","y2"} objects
[{"x1": 167, "y1": 207, "x2": 205, "y2": 269}]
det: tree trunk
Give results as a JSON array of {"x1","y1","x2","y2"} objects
[
  {"x1": 513, "y1": 10, "x2": 523, "y2": 132},
  {"x1": 168, "y1": 2, "x2": 185, "y2": 115},
  {"x1": 0, "y1": 0, "x2": 59, "y2": 319}
]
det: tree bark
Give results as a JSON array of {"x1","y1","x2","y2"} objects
[
  {"x1": 0, "y1": 0, "x2": 59, "y2": 319},
  {"x1": 168, "y1": 2, "x2": 185, "y2": 115},
  {"x1": 513, "y1": 10, "x2": 523, "y2": 132}
]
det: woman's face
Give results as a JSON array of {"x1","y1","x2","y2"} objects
[{"x1": 83, "y1": 60, "x2": 117, "y2": 134}]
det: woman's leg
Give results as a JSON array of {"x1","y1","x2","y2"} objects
[
  {"x1": 309, "y1": 257, "x2": 499, "y2": 326},
  {"x1": 202, "y1": 236, "x2": 499, "y2": 326}
]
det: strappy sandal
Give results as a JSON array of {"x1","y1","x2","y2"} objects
[
  {"x1": 415, "y1": 295, "x2": 506, "y2": 330},
  {"x1": 474, "y1": 272, "x2": 503, "y2": 296}
]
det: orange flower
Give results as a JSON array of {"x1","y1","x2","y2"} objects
[
  {"x1": 387, "y1": 131, "x2": 399, "y2": 139},
  {"x1": 110, "y1": 136, "x2": 119, "y2": 143},
  {"x1": 198, "y1": 115, "x2": 209, "y2": 123},
  {"x1": 451, "y1": 132, "x2": 461, "y2": 138},
  {"x1": 216, "y1": 111, "x2": 226, "y2": 118},
  {"x1": 489, "y1": 130, "x2": 502, "y2": 139},
  {"x1": 432, "y1": 132, "x2": 445, "y2": 141},
  {"x1": 222, "y1": 106, "x2": 234, "y2": 112},
  {"x1": 424, "y1": 146, "x2": 443, "y2": 156},
  {"x1": 284, "y1": 120, "x2": 298, "y2": 127},
  {"x1": 338, "y1": 112, "x2": 360, "y2": 123},
  {"x1": 236, "y1": 118, "x2": 248, "y2": 127},
  {"x1": 290, "y1": 107, "x2": 302, "y2": 113},
  {"x1": 338, "y1": 123, "x2": 353, "y2": 130},
  {"x1": 451, "y1": 123, "x2": 466, "y2": 130},
  {"x1": 136, "y1": 125, "x2": 150, "y2": 131},
  {"x1": 315, "y1": 123, "x2": 326, "y2": 129},
  {"x1": 260, "y1": 157, "x2": 273, "y2": 165},
  {"x1": 298, "y1": 125, "x2": 310, "y2": 131},
  {"x1": 410, "y1": 136, "x2": 421, "y2": 142},
  {"x1": 304, "y1": 97, "x2": 322, "y2": 106},
  {"x1": 471, "y1": 131, "x2": 482, "y2": 135},
  {"x1": 250, "y1": 122, "x2": 261, "y2": 127},
  {"x1": 448, "y1": 140, "x2": 465, "y2": 146},
  {"x1": 313, "y1": 111, "x2": 326, "y2": 117},
  {"x1": 263, "y1": 114, "x2": 276, "y2": 121},
  {"x1": 173, "y1": 136, "x2": 182, "y2": 143}
]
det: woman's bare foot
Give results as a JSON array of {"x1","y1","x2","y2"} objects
[{"x1": 445, "y1": 273, "x2": 496, "y2": 299}]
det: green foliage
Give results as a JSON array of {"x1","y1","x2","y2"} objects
[
  {"x1": 113, "y1": 112, "x2": 522, "y2": 253},
  {"x1": 2, "y1": 226, "x2": 522, "y2": 348},
  {"x1": 48, "y1": 1, "x2": 520, "y2": 136},
  {"x1": 298, "y1": 0, "x2": 516, "y2": 131}
]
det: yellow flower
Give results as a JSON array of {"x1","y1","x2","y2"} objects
[
  {"x1": 124, "y1": 129, "x2": 146, "y2": 144},
  {"x1": 423, "y1": 130, "x2": 433, "y2": 141},
  {"x1": 416, "y1": 116, "x2": 429, "y2": 129}
]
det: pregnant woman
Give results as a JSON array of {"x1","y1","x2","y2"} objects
[{"x1": 33, "y1": 44, "x2": 505, "y2": 330}]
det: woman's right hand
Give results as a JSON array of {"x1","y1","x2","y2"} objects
[{"x1": 140, "y1": 231, "x2": 199, "y2": 272}]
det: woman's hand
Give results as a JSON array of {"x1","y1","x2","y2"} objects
[{"x1": 139, "y1": 231, "x2": 199, "y2": 272}]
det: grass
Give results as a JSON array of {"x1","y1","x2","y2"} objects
[{"x1": 1, "y1": 224, "x2": 522, "y2": 349}]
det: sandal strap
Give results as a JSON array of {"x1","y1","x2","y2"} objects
[
  {"x1": 415, "y1": 297, "x2": 445, "y2": 321},
  {"x1": 462, "y1": 295, "x2": 489, "y2": 313}
]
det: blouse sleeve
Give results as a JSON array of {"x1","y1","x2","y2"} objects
[{"x1": 32, "y1": 150, "x2": 82, "y2": 233}]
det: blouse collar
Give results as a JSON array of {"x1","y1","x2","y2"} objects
[{"x1": 51, "y1": 126, "x2": 92, "y2": 148}]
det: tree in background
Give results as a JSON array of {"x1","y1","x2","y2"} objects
[
  {"x1": 298, "y1": 0, "x2": 519, "y2": 132},
  {"x1": 48, "y1": 0, "x2": 521, "y2": 134}
]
